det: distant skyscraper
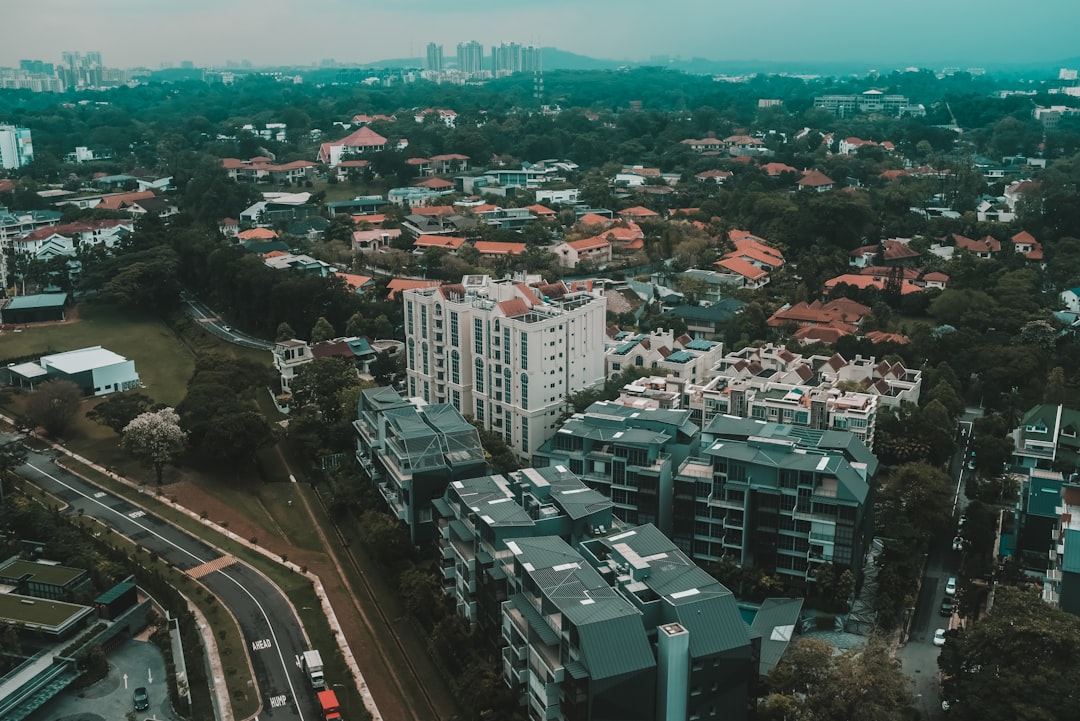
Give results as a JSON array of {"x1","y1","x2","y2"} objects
[
  {"x1": 425, "y1": 42, "x2": 444, "y2": 72},
  {"x1": 491, "y1": 43, "x2": 540, "y2": 77},
  {"x1": 0, "y1": 125, "x2": 34, "y2": 170},
  {"x1": 456, "y1": 40, "x2": 484, "y2": 75}
]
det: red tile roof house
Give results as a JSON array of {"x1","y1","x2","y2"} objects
[
  {"x1": 413, "y1": 177, "x2": 456, "y2": 191},
  {"x1": 334, "y1": 159, "x2": 370, "y2": 181},
  {"x1": 714, "y1": 257, "x2": 770, "y2": 289},
  {"x1": 920, "y1": 272, "x2": 949, "y2": 290},
  {"x1": 472, "y1": 241, "x2": 527, "y2": 261},
  {"x1": 767, "y1": 298, "x2": 871, "y2": 335},
  {"x1": 823, "y1": 273, "x2": 924, "y2": 296},
  {"x1": 429, "y1": 154, "x2": 470, "y2": 174},
  {"x1": 318, "y1": 126, "x2": 404, "y2": 166},
  {"x1": 761, "y1": 162, "x2": 798, "y2": 177},
  {"x1": 1011, "y1": 230, "x2": 1044, "y2": 262},
  {"x1": 413, "y1": 234, "x2": 467, "y2": 254},
  {"x1": 952, "y1": 233, "x2": 1002, "y2": 259},
  {"x1": 334, "y1": 272, "x2": 376, "y2": 293},
  {"x1": 797, "y1": 170, "x2": 835, "y2": 192},
  {"x1": 525, "y1": 204, "x2": 557, "y2": 219},
  {"x1": 849, "y1": 244, "x2": 878, "y2": 268},
  {"x1": 681, "y1": 137, "x2": 725, "y2": 153},
  {"x1": 618, "y1": 206, "x2": 660, "y2": 222},
  {"x1": 551, "y1": 236, "x2": 613, "y2": 269},
  {"x1": 880, "y1": 239, "x2": 921, "y2": 265},
  {"x1": 405, "y1": 157, "x2": 433, "y2": 177},
  {"x1": 723, "y1": 135, "x2": 768, "y2": 156},
  {"x1": 695, "y1": 169, "x2": 733, "y2": 184}
]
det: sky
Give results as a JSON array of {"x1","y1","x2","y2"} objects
[{"x1": 5, "y1": 0, "x2": 1080, "y2": 70}]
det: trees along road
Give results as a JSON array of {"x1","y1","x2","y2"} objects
[{"x1": 14, "y1": 443, "x2": 318, "y2": 721}]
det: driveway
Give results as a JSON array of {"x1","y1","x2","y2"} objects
[{"x1": 27, "y1": 637, "x2": 182, "y2": 721}]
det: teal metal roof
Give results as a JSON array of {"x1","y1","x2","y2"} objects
[
  {"x1": 1028, "y1": 477, "x2": 1064, "y2": 518},
  {"x1": 685, "y1": 338, "x2": 717, "y2": 351},
  {"x1": 508, "y1": 593, "x2": 560, "y2": 646},
  {"x1": 749, "y1": 597, "x2": 804, "y2": 673},
  {"x1": 576, "y1": 614, "x2": 656, "y2": 680},
  {"x1": 672, "y1": 592, "x2": 753, "y2": 658},
  {"x1": 5, "y1": 293, "x2": 68, "y2": 310},
  {"x1": 94, "y1": 581, "x2": 136, "y2": 605},
  {"x1": 665, "y1": 350, "x2": 694, "y2": 363}
]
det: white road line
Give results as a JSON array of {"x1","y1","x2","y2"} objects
[{"x1": 23, "y1": 460, "x2": 311, "y2": 721}]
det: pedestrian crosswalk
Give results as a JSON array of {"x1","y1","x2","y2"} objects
[{"x1": 186, "y1": 555, "x2": 237, "y2": 578}]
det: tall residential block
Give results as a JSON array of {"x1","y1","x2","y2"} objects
[
  {"x1": 672, "y1": 416, "x2": 876, "y2": 587},
  {"x1": 425, "y1": 42, "x2": 444, "y2": 72},
  {"x1": 403, "y1": 275, "x2": 606, "y2": 459},
  {"x1": 353, "y1": 386, "x2": 486, "y2": 543},
  {"x1": 0, "y1": 125, "x2": 34, "y2": 169}
]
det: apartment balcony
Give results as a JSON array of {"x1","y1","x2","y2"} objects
[
  {"x1": 1047, "y1": 568, "x2": 1063, "y2": 583},
  {"x1": 707, "y1": 492, "x2": 744, "y2": 511},
  {"x1": 441, "y1": 543, "x2": 455, "y2": 559},
  {"x1": 793, "y1": 506, "x2": 836, "y2": 525},
  {"x1": 441, "y1": 564, "x2": 455, "y2": 580},
  {"x1": 809, "y1": 531, "x2": 835, "y2": 544},
  {"x1": 377, "y1": 483, "x2": 407, "y2": 521}
]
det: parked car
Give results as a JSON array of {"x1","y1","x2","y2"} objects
[
  {"x1": 945, "y1": 576, "x2": 957, "y2": 595},
  {"x1": 133, "y1": 687, "x2": 150, "y2": 711},
  {"x1": 952, "y1": 536, "x2": 965, "y2": 551},
  {"x1": 933, "y1": 628, "x2": 947, "y2": 646},
  {"x1": 940, "y1": 598, "x2": 954, "y2": 617}
]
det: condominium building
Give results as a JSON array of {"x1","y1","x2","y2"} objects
[
  {"x1": 425, "y1": 42, "x2": 444, "y2": 72},
  {"x1": 501, "y1": 525, "x2": 755, "y2": 721},
  {"x1": 671, "y1": 416, "x2": 876, "y2": 587},
  {"x1": 456, "y1": 41, "x2": 485, "y2": 75},
  {"x1": 533, "y1": 401, "x2": 699, "y2": 535},
  {"x1": 682, "y1": 344, "x2": 923, "y2": 450},
  {"x1": 403, "y1": 274, "x2": 606, "y2": 459},
  {"x1": 353, "y1": 386, "x2": 486, "y2": 543},
  {"x1": 813, "y1": 91, "x2": 925, "y2": 117},
  {"x1": 0, "y1": 125, "x2": 34, "y2": 169},
  {"x1": 434, "y1": 465, "x2": 613, "y2": 631},
  {"x1": 604, "y1": 328, "x2": 724, "y2": 384}
]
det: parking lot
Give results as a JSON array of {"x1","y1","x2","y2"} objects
[{"x1": 27, "y1": 636, "x2": 183, "y2": 721}]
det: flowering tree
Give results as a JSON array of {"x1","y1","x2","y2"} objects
[{"x1": 121, "y1": 408, "x2": 187, "y2": 484}]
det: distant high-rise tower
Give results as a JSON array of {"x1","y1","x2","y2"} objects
[
  {"x1": 456, "y1": 40, "x2": 484, "y2": 75},
  {"x1": 425, "y1": 42, "x2": 444, "y2": 72}
]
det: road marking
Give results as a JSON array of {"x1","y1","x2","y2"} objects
[
  {"x1": 252, "y1": 638, "x2": 272, "y2": 651},
  {"x1": 22, "y1": 461, "x2": 312, "y2": 721},
  {"x1": 270, "y1": 695, "x2": 288, "y2": 708},
  {"x1": 94, "y1": 491, "x2": 106, "y2": 498},
  {"x1": 128, "y1": 510, "x2": 146, "y2": 519},
  {"x1": 186, "y1": 554, "x2": 237, "y2": 579}
]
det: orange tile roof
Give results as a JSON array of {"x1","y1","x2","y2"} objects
[
  {"x1": 715, "y1": 257, "x2": 768, "y2": 280},
  {"x1": 473, "y1": 241, "x2": 526, "y2": 255},
  {"x1": 567, "y1": 237, "x2": 611, "y2": 251},
  {"x1": 726, "y1": 245, "x2": 785, "y2": 267},
  {"x1": 96, "y1": 190, "x2": 156, "y2": 210},
  {"x1": 414, "y1": 234, "x2": 466, "y2": 250},
  {"x1": 430, "y1": 153, "x2": 470, "y2": 161},
  {"x1": 405, "y1": 157, "x2": 432, "y2": 165},
  {"x1": 238, "y1": 227, "x2": 279, "y2": 240},
  {"x1": 578, "y1": 213, "x2": 613, "y2": 227},
  {"x1": 413, "y1": 177, "x2": 455, "y2": 189},
  {"x1": 263, "y1": 250, "x2": 290, "y2": 258},
  {"x1": 761, "y1": 162, "x2": 798, "y2": 176},
  {"x1": 823, "y1": 274, "x2": 923, "y2": 295},
  {"x1": 798, "y1": 170, "x2": 834, "y2": 188},
  {"x1": 525, "y1": 204, "x2": 556, "y2": 216},
  {"x1": 498, "y1": 298, "x2": 531, "y2": 317},
  {"x1": 335, "y1": 273, "x2": 374, "y2": 291},
  {"x1": 386, "y1": 278, "x2": 441, "y2": 299},
  {"x1": 619, "y1": 206, "x2": 660, "y2": 218},
  {"x1": 410, "y1": 205, "x2": 455, "y2": 216}
]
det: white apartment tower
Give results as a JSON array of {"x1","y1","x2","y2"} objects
[{"x1": 403, "y1": 275, "x2": 606, "y2": 459}]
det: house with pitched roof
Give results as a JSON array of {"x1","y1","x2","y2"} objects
[
  {"x1": 767, "y1": 299, "x2": 871, "y2": 337},
  {"x1": 472, "y1": 241, "x2": 526, "y2": 261},
  {"x1": 1012, "y1": 404, "x2": 1080, "y2": 472},
  {"x1": 695, "y1": 169, "x2": 733, "y2": 184},
  {"x1": 952, "y1": 233, "x2": 1002, "y2": 259},
  {"x1": 318, "y1": 126, "x2": 405, "y2": 166},
  {"x1": 413, "y1": 234, "x2": 467, "y2": 254},
  {"x1": 797, "y1": 170, "x2": 835, "y2": 192},
  {"x1": 429, "y1": 153, "x2": 469, "y2": 174},
  {"x1": 351, "y1": 227, "x2": 400, "y2": 252},
  {"x1": 551, "y1": 237, "x2": 612, "y2": 269}
]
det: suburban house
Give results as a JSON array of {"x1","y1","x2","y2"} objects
[
  {"x1": 413, "y1": 234, "x2": 467, "y2": 254},
  {"x1": 318, "y1": 126, "x2": 406, "y2": 166},
  {"x1": 472, "y1": 241, "x2": 526, "y2": 261},
  {"x1": 430, "y1": 153, "x2": 470, "y2": 174},
  {"x1": 351, "y1": 228, "x2": 400, "y2": 252},
  {"x1": 222, "y1": 157, "x2": 317, "y2": 184},
  {"x1": 767, "y1": 299, "x2": 871, "y2": 339},
  {"x1": 952, "y1": 233, "x2": 1002, "y2": 259},
  {"x1": 797, "y1": 170, "x2": 835, "y2": 192},
  {"x1": 551, "y1": 237, "x2": 612, "y2": 269},
  {"x1": 695, "y1": 169, "x2": 733, "y2": 184}
]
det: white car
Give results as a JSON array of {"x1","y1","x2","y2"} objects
[
  {"x1": 945, "y1": 577, "x2": 957, "y2": 596},
  {"x1": 952, "y1": 536, "x2": 964, "y2": 552},
  {"x1": 933, "y1": 628, "x2": 947, "y2": 646}
]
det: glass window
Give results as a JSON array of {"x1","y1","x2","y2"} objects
[
  {"x1": 450, "y1": 312, "x2": 459, "y2": 346},
  {"x1": 475, "y1": 358, "x2": 485, "y2": 393},
  {"x1": 476, "y1": 398, "x2": 485, "y2": 423},
  {"x1": 422, "y1": 342, "x2": 429, "y2": 375},
  {"x1": 407, "y1": 301, "x2": 414, "y2": 334},
  {"x1": 520, "y1": 331, "x2": 528, "y2": 369},
  {"x1": 451, "y1": 350, "x2": 460, "y2": 384},
  {"x1": 521, "y1": 374, "x2": 529, "y2": 410},
  {"x1": 504, "y1": 367, "x2": 512, "y2": 404},
  {"x1": 474, "y1": 318, "x2": 484, "y2": 354},
  {"x1": 420, "y1": 305, "x2": 428, "y2": 339}
]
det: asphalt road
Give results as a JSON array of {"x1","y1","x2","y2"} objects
[
  {"x1": 181, "y1": 293, "x2": 273, "y2": 350},
  {"x1": 15, "y1": 445, "x2": 317, "y2": 721},
  {"x1": 896, "y1": 405, "x2": 983, "y2": 718}
]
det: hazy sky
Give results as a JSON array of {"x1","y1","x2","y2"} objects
[{"x1": 5, "y1": 0, "x2": 1080, "y2": 69}]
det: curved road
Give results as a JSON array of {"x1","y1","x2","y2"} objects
[
  {"x1": 181, "y1": 293, "x2": 274, "y2": 351},
  {"x1": 14, "y1": 443, "x2": 315, "y2": 721}
]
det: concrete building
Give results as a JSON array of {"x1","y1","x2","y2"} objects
[
  {"x1": 533, "y1": 401, "x2": 700, "y2": 535},
  {"x1": 671, "y1": 416, "x2": 876, "y2": 587},
  {"x1": 1011, "y1": 404, "x2": 1080, "y2": 472},
  {"x1": 813, "y1": 91, "x2": 925, "y2": 117},
  {"x1": 434, "y1": 465, "x2": 613, "y2": 631},
  {"x1": 403, "y1": 274, "x2": 606, "y2": 459},
  {"x1": 353, "y1": 386, "x2": 486, "y2": 543},
  {"x1": 500, "y1": 525, "x2": 755, "y2": 721},
  {"x1": 5, "y1": 346, "x2": 140, "y2": 397},
  {"x1": 0, "y1": 125, "x2": 34, "y2": 169}
]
